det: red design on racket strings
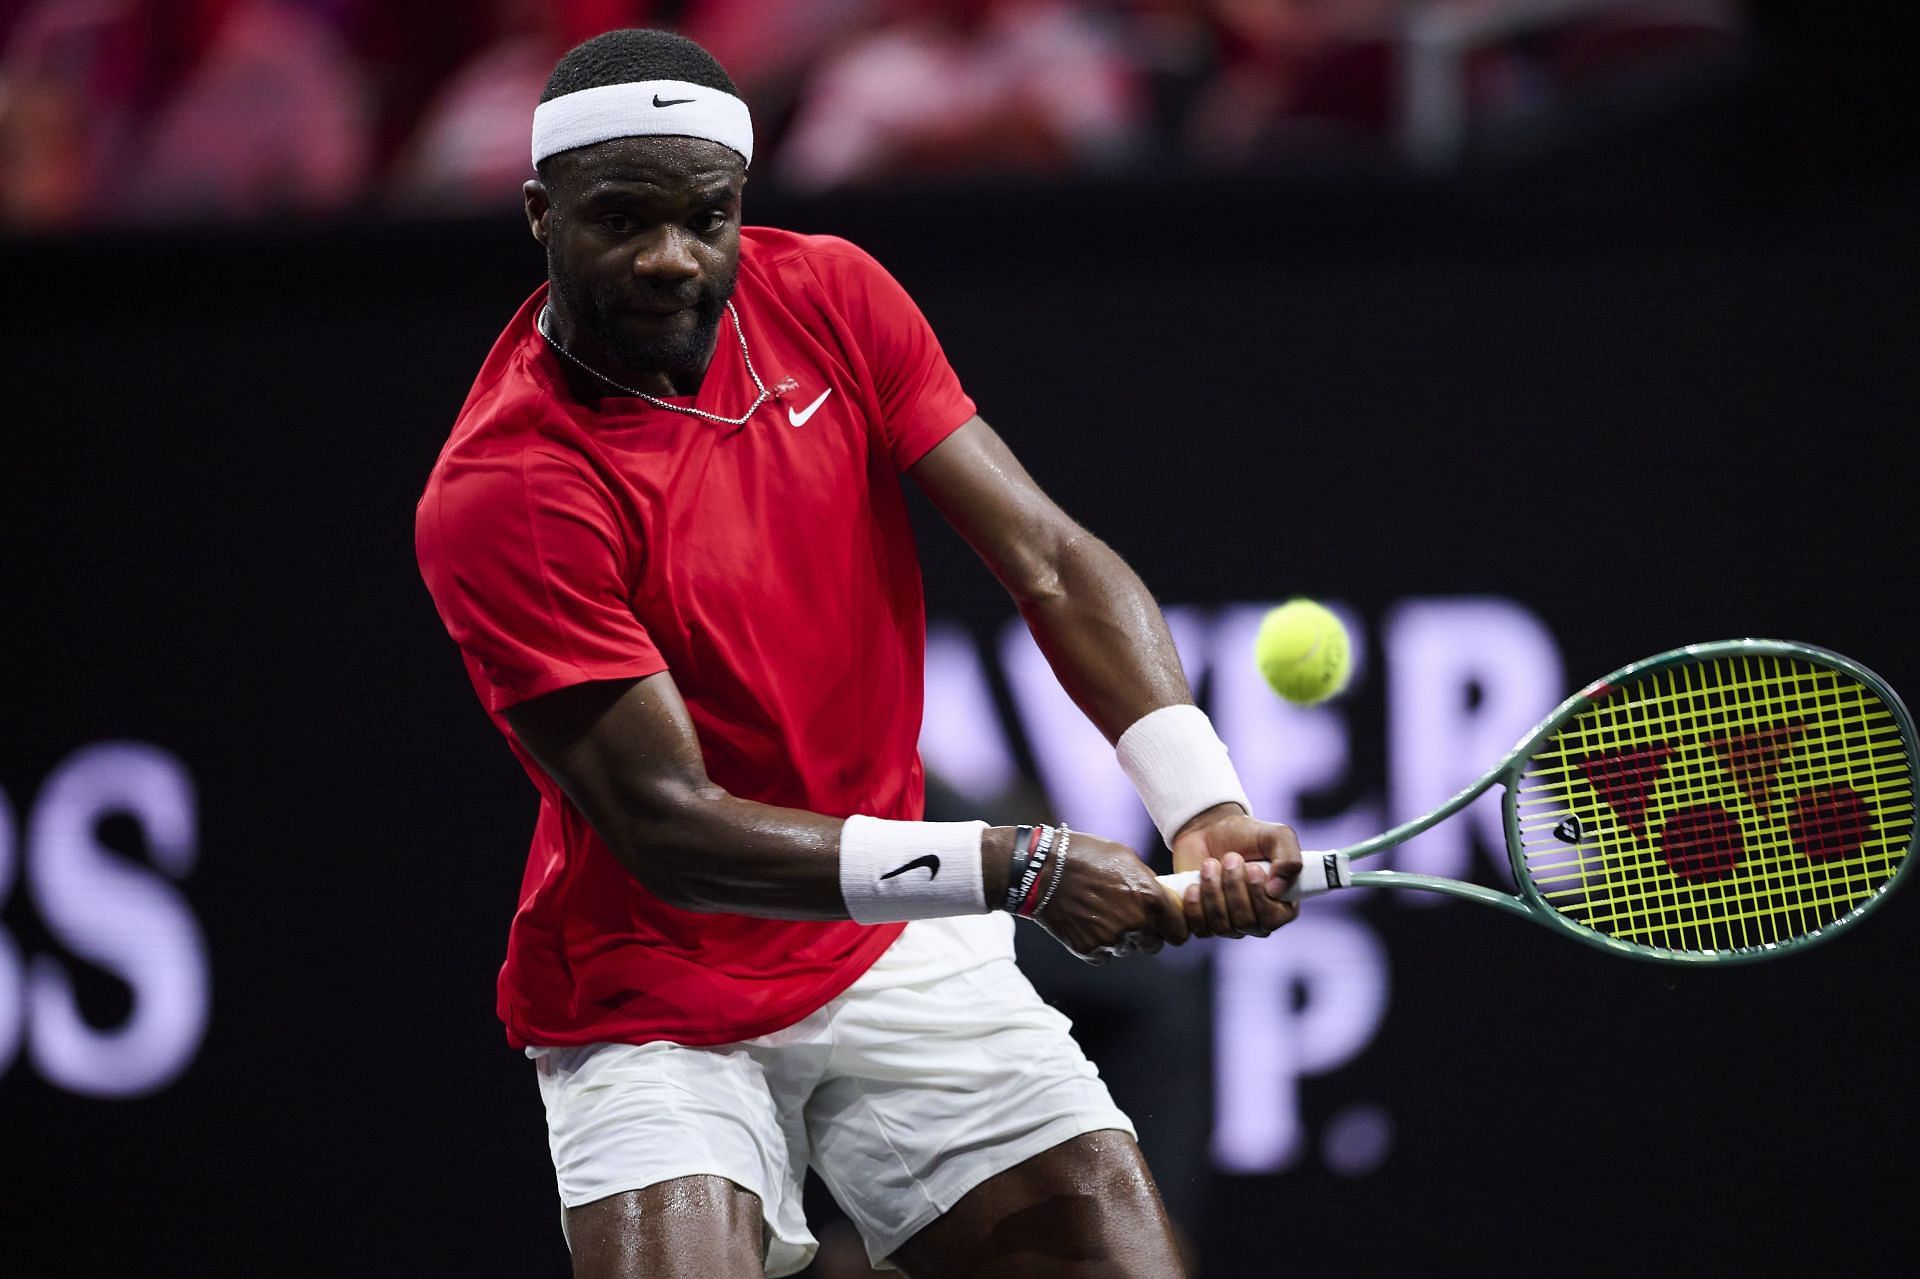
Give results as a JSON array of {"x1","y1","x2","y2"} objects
[
  {"x1": 1789, "y1": 785, "x2": 1875, "y2": 861},
  {"x1": 1705, "y1": 722, "x2": 1806, "y2": 813},
  {"x1": 1578, "y1": 745, "x2": 1674, "y2": 837},
  {"x1": 1659, "y1": 804, "x2": 1746, "y2": 881}
]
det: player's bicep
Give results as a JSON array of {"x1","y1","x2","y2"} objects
[
  {"x1": 908, "y1": 415, "x2": 1081, "y2": 597},
  {"x1": 505, "y1": 672, "x2": 715, "y2": 871}
]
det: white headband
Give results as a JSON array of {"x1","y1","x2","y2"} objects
[{"x1": 531, "y1": 79, "x2": 754, "y2": 168}]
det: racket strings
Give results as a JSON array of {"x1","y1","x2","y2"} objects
[
  {"x1": 1513, "y1": 653, "x2": 1913, "y2": 956},
  {"x1": 1526, "y1": 661, "x2": 1910, "y2": 950},
  {"x1": 1566, "y1": 658, "x2": 1911, "y2": 949}
]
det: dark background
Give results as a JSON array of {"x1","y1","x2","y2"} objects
[{"x1": 3, "y1": 7, "x2": 1917, "y2": 1275}]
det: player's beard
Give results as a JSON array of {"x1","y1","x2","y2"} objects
[{"x1": 559, "y1": 258, "x2": 739, "y2": 383}]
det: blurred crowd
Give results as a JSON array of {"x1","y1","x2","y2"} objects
[{"x1": 0, "y1": 0, "x2": 1742, "y2": 232}]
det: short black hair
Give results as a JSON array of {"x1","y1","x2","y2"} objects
[{"x1": 540, "y1": 28, "x2": 738, "y2": 103}]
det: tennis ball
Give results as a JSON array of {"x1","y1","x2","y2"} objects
[{"x1": 1254, "y1": 599, "x2": 1352, "y2": 705}]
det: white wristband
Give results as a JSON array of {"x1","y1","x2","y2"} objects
[
  {"x1": 1116, "y1": 704, "x2": 1251, "y2": 847},
  {"x1": 839, "y1": 816, "x2": 989, "y2": 923}
]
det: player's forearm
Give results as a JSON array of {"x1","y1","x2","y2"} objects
[
  {"x1": 600, "y1": 787, "x2": 1017, "y2": 919},
  {"x1": 1012, "y1": 528, "x2": 1194, "y2": 743},
  {"x1": 507, "y1": 677, "x2": 1021, "y2": 920},
  {"x1": 1007, "y1": 533, "x2": 1255, "y2": 847}
]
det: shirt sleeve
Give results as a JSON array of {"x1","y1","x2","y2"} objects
[
  {"x1": 807, "y1": 238, "x2": 976, "y2": 470},
  {"x1": 416, "y1": 445, "x2": 666, "y2": 712}
]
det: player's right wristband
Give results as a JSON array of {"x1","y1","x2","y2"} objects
[
  {"x1": 839, "y1": 815, "x2": 989, "y2": 923},
  {"x1": 1116, "y1": 703, "x2": 1252, "y2": 847}
]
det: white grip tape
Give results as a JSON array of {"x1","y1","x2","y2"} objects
[
  {"x1": 1159, "y1": 850, "x2": 1351, "y2": 903},
  {"x1": 839, "y1": 816, "x2": 988, "y2": 923}
]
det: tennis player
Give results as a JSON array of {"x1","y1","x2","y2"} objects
[{"x1": 416, "y1": 28, "x2": 1302, "y2": 1279}]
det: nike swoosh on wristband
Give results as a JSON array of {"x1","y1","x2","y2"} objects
[
  {"x1": 652, "y1": 95, "x2": 694, "y2": 107},
  {"x1": 879, "y1": 854, "x2": 941, "y2": 881},
  {"x1": 787, "y1": 388, "x2": 832, "y2": 427}
]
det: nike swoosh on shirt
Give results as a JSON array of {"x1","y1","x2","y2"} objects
[
  {"x1": 879, "y1": 854, "x2": 941, "y2": 881},
  {"x1": 652, "y1": 95, "x2": 694, "y2": 107},
  {"x1": 787, "y1": 388, "x2": 833, "y2": 427}
]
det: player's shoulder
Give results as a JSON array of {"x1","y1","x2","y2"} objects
[
  {"x1": 423, "y1": 330, "x2": 596, "y2": 523},
  {"x1": 742, "y1": 225, "x2": 893, "y2": 298},
  {"x1": 431, "y1": 397, "x2": 566, "y2": 497},
  {"x1": 418, "y1": 411, "x2": 603, "y2": 565},
  {"x1": 742, "y1": 224, "x2": 881, "y2": 268},
  {"x1": 436, "y1": 303, "x2": 583, "y2": 469}
]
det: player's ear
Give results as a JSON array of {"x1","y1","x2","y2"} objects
[{"x1": 524, "y1": 179, "x2": 552, "y2": 245}]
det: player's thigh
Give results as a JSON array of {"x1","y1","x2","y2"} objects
[
  {"x1": 804, "y1": 923, "x2": 1177, "y2": 1274},
  {"x1": 535, "y1": 1038, "x2": 818, "y2": 1274},
  {"x1": 566, "y1": 1175, "x2": 765, "y2": 1279},
  {"x1": 889, "y1": 1130, "x2": 1185, "y2": 1279}
]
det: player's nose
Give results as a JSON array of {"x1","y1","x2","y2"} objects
[{"x1": 632, "y1": 227, "x2": 701, "y2": 281}]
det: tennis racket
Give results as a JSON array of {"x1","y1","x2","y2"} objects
[{"x1": 1158, "y1": 639, "x2": 1916, "y2": 964}]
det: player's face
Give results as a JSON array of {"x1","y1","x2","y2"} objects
[{"x1": 528, "y1": 137, "x2": 745, "y2": 384}]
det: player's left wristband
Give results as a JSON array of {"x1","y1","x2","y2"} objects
[
  {"x1": 839, "y1": 816, "x2": 989, "y2": 923},
  {"x1": 1116, "y1": 703, "x2": 1252, "y2": 847}
]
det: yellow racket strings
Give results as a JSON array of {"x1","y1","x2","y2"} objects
[{"x1": 1513, "y1": 654, "x2": 1913, "y2": 954}]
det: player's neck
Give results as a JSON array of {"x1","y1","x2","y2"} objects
[{"x1": 541, "y1": 305, "x2": 718, "y2": 400}]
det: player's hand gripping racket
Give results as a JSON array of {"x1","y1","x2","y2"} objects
[{"x1": 1159, "y1": 640, "x2": 1916, "y2": 963}]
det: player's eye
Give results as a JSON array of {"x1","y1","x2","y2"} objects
[
  {"x1": 690, "y1": 207, "x2": 729, "y2": 234},
  {"x1": 601, "y1": 214, "x2": 636, "y2": 234}
]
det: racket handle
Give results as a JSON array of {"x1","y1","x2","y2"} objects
[{"x1": 1158, "y1": 851, "x2": 1351, "y2": 903}]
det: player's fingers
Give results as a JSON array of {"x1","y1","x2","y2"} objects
[
  {"x1": 1244, "y1": 862, "x2": 1300, "y2": 934},
  {"x1": 1261, "y1": 849, "x2": 1303, "y2": 900},
  {"x1": 1241, "y1": 859, "x2": 1273, "y2": 932},
  {"x1": 1182, "y1": 882, "x2": 1210, "y2": 936},
  {"x1": 1219, "y1": 852, "x2": 1260, "y2": 934},
  {"x1": 1244, "y1": 823, "x2": 1303, "y2": 899},
  {"x1": 1086, "y1": 933, "x2": 1148, "y2": 963},
  {"x1": 1150, "y1": 877, "x2": 1190, "y2": 946},
  {"x1": 1199, "y1": 858, "x2": 1240, "y2": 939}
]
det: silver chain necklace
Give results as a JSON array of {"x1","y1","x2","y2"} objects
[{"x1": 537, "y1": 301, "x2": 784, "y2": 427}]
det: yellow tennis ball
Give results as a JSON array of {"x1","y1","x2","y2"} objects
[{"x1": 1254, "y1": 599, "x2": 1352, "y2": 705}]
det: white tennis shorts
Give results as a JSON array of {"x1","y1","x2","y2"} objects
[{"x1": 530, "y1": 913, "x2": 1135, "y2": 1275}]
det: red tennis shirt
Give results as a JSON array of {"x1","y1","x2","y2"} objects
[{"x1": 416, "y1": 228, "x2": 976, "y2": 1048}]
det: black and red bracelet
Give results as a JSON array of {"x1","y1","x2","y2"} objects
[
  {"x1": 1006, "y1": 823, "x2": 1056, "y2": 915},
  {"x1": 1015, "y1": 828, "x2": 1053, "y2": 916}
]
